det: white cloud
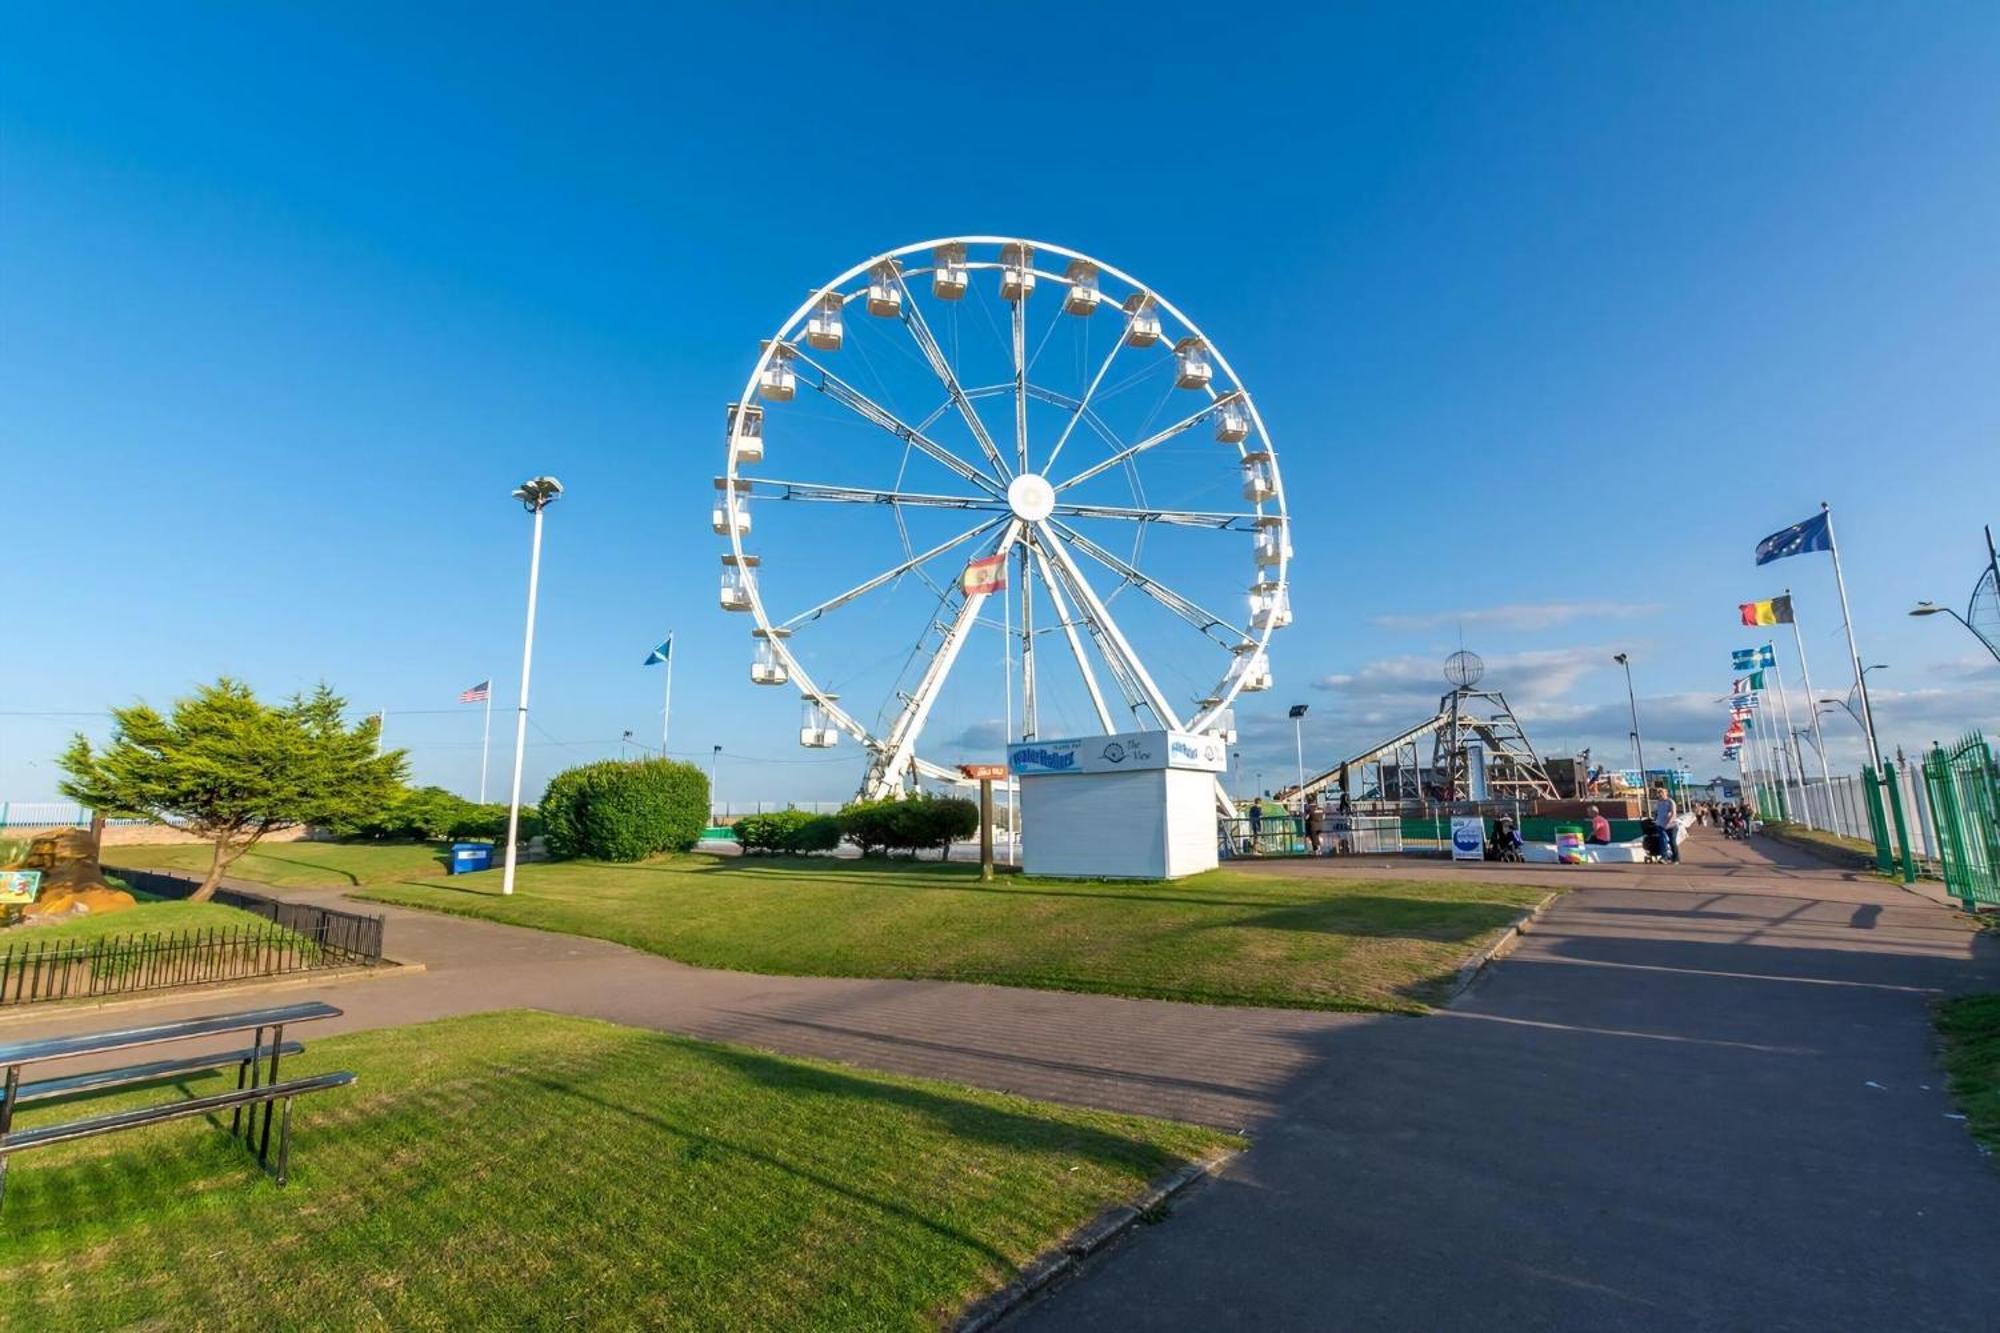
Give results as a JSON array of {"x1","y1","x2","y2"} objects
[{"x1": 1369, "y1": 601, "x2": 1663, "y2": 632}]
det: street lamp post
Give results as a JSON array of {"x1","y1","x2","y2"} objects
[
  {"x1": 710, "y1": 745, "x2": 722, "y2": 820},
  {"x1": 1288, "y1": 704, "x2": 1309, "y2": 807},
  {"x1": 1613, "y1": 653, "x2": 1647, "y2": 804},
  {"x1": 501, "y1": 475, "x2": 563, "y2": 897}
]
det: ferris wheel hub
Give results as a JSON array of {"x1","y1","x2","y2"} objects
[{"x1": 1007, "y1": 473, "x2": 1056, "y2": 523}]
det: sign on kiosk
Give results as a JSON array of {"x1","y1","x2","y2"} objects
[{"x1": 1007, "y1": 732, "x2": 1228, "y2": 777}]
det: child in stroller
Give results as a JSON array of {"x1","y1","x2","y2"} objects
[{"x1": 1641, "y1": 817, "x2": 1668, "y2": 862}]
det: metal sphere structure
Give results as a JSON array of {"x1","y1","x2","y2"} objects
[
  {"x1": 1444, "y1": 650, "x2": 1485, "y2": 690},
  {"x1": 717, "y1": 237, "x2": 1290, "y2": 801}
]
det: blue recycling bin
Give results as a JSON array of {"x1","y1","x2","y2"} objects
[{"x1": 449, "y1": 842, "x2": 494, "y2": 875}]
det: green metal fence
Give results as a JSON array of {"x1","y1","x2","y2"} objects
[{"x1": 1921, "y1": 731, "x2": 2000, "y2": 909}]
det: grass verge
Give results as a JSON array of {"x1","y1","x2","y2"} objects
[
  {"x1": 356, "y1": 852, "x2": 1553, "y2": 1012},
  {"x1": 116, "y1": 839, "x2": 452, "y2": 888},
  {"x1": 0, "y1": 1010, "x2": 1235, "y2": 1329},
  {"x1": 1936, "y1": 994, "x2": 2000, "y2": 1152},
  {"x1": 1761, "y1": 821, "x2": 1881, "y2": 871},
  {"x1": 1, "y1": 897, "x2": 279, "y2": 947}
]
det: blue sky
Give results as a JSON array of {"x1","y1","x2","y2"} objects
[{"x1": 4, "y1": 2, "x2": 1998, "y2": 804}]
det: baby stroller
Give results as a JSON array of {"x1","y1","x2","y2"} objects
[
  {"x1": 1640, "y1": 817, "x2": 1667, "y2": 863},
  {"x1": 1486, "y1": 817, "x2": 1526, "y2": 863}
]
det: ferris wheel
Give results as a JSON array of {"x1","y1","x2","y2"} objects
[{"x1": 717, "y1": 236, "x2": 1290, "y2": 801}]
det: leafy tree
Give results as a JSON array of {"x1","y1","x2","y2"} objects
[{"x1": 58, "y1": 678, "x2": 406, "y2": 900}]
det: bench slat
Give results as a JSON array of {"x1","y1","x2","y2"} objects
[
  {"x1": 16, "y1": 1042, "x2": 306, "y2": 1106},
  {"x1": 1, "y1": 1071, "x2": 356, "y2": 1154},
  {"x1": 0, "y1": 1002, "x2": 341, "y2": 1068}
]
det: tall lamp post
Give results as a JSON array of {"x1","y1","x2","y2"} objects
[
  {"x1": 1288, "y1": 704, "x2": 1309, "y2": 806},
  {"x1": 710, "y1": 745, "x2": 722, "y2": 821},
  {"x1": 1613, "y1": 653, "x2": 1647, "y2": 803},
  {"x1": 501, "y1": 475, "x2": 563, "y2": 897}
]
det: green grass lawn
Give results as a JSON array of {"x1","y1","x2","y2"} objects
[
  {"x1": 0, "y1": 1011, "x2": 1234, "y2": 1329},
  {"x1": 116, "y1": 838, "x2": 453, "y2": 887},
  {"x1": 1935, "y1": 994, "x2": 2000, "y2": 1152},
  {"x1": 2, "y1": 896, "x2": 277, "y2": 947},
  {"x1": 356, "y1": 853, "x2": 1552, "y2": 1012}
]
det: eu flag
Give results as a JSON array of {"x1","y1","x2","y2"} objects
[{"x1": 1755, "y1": 512, "x2": 1832, "y2": 565}]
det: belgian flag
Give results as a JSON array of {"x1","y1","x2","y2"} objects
[{"x1": 1739, "y1": 595, "x2": 1794, "y2": 626}]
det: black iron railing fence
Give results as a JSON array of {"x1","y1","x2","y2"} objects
[{"x1": 0, "y1": 868, "x2": 384, "y2": 1008}]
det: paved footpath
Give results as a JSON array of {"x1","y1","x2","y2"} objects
[
  {"x1": 1026, "y1": 836, "x2": 2000, "y2": 1331},
  {"x1": 16, "y1": 835, "x2": 2000, "y2": 1328}
]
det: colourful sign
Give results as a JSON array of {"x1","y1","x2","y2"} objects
[
  {"x1": 0, "y1": 869, "x2": 43, "y2": 905},
  {"x1": 958, "y1": 764, "x2": 1008, "y2": 781}
]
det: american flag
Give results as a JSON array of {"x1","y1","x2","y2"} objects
[{"x1": 458, "y1": 680, "x2": 491, "y2": 703}]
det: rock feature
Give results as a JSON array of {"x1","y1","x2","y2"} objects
[{"x1": 5, "y1": 828, "x2": 140, "y2": 926}]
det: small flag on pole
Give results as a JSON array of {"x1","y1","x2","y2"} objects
[
  {"x1": 458, "y1": 680, "x2": 491, "y2": 703},
  {"x1": 961, "y1": 553, "x2": 1008, "y2": 597},
  {"x1": 1754, "y1": 512, "x2": 1833, "y2": 565},
  {"x1": 643, "y1": 638, "x2": 673, "y2": 667},
  {"x1": 1739, "y1": 595, "x2": 1794, "y2": 626}
]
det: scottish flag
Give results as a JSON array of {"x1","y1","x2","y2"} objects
[{"x1": 1755, "y1": 511, "x2": 1832, "y2": 565}]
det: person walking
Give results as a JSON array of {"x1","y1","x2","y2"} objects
[
  {"x1": 1305, "y1": 797, "x2": 1326, "y2": 856},
  {"x1": 1247, "y1": 799, "x2": 1264, "y2": 855},
  {"x1": 1653, "y1": 785, "x2": 1680, "y2": 863}
]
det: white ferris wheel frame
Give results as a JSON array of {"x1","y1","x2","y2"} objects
[{"x1": 722, "y1": 235, "x2": 1290, "y2": 798}]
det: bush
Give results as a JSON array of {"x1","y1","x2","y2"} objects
[
  {"x1": 791, "y1": 815, "x2": 844, "y2": 854},
  {"x1": 540, "y1": 758, "x2": 709, "y2": 861},
  {"x1": 735, "y1": 810, "x2": 814, "y2": 854},
  {"x1": 446, "y1": 803, "x2": 539, "y2": 842},
  {"x1": 838, "y1": 795, "x2": 978, "y2": 857}
]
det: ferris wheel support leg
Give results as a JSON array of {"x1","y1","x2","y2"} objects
[
  {"x1": 1035, "y1": 520, "x2": 1185, "y2": 733},
  {"x1": 865, "y1": 520, "x2": 1023, "y2": 799},
  {"x1": 1029, "y1": 541, "x2": 1115, "y2": 733}
]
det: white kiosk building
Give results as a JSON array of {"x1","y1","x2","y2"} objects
[{"x1": 1007, "y1": 731, "x2": 1228, "y2": 879}]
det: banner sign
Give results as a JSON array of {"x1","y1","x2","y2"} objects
[
  {"x1": 1008, "y1": 730, "x2": 1228, "y2": 777},
  {"x1": 1450, "y1": 817, "x2": 1486, "y2": 861}
]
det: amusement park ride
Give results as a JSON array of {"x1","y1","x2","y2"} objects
[
  {"x1": 716, "y1": 237, "x2": 1289, "y2": 811},
  {"x1": 1283, "y1": 651, "x2": 1561, "y2": 807}
]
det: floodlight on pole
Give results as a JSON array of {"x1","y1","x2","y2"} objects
[
  {"x1": 500, "y1": 475, "x2": 563, "y2": 897},
  {"x1": 1613, "y1": 653, "x2": 1647, "y2": 796},
  {"x1": 1288, "y1": 703, "x2": 1309, "y2": 806}
]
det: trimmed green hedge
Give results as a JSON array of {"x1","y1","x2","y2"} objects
[
  {"x1": 838, "y1": 795, "x2": 978, "y2": 857},
  {"x1": 733, "y1": 810, "x2": 844, "y2": 855},
  {"x1": 540, "y1": 759, "x2": 709, "y2": 861}
]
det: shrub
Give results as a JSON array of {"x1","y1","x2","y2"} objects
[
  {"x1": 790, "y1": 815, "x2": 844, "y2": 854},
  {"x1": 838, "y1": 794, "x2": 978, "y2": 857},
  {"x1": 540, "y1": 758, "x2": 709, "y2": 861},
  {"x1": 735, "y1": 809, "x2": 815, "y2": 854},
  {"x1": 446, "y1": 803, "x2": 539, "y2": 842}
]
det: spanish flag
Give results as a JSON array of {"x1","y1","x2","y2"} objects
[
  {"x1": 961, "y1": 553, "x2": 1008, "y2": 597},
  {"x1": 1739, "y1": 595, "x2": 1793, "y2": 626}
]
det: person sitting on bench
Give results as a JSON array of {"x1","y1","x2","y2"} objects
[{"x1": 1587, "y1": 805, "x2": 1613, "y2": 845}]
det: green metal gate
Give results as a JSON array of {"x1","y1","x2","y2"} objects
[{"x1": 1921, "y1": 731, "x2": 2000, "y2": 909}]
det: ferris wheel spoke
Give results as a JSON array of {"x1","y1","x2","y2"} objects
[
  {"x1": 1011, "y1": 296, "x2": 1029, "y2": 477},
  {"x1": 1048, "y1": 500, "x2": 1261, "y2": 530},
  {"x1": 1028, "y1": 539, "x2": 1115, "y2": 732},
  {"x1": 1040, "y1": 333, "x2": 1126, "y2": 477},
  {"x1": 1050, "y1": 520, "x2": 1250, "y2": 647},
  {"x1": 888, "y1": 269, "x2": 1014, "y2": 482},
  {"x1": 745, "y1": 477, "x2": 1008, "y2": 513},
  {"x1": 1034, "y1": 520, "x2": 1185, "y2": 731},
  {"x1": 1052, "y1": 396, "x2": 1232, "y2": 494},
  {"x1": 779, "y1": 517, "x2": 1006, "y2": 631},
  {"x1": 790, "y1": 349, "x2": 1003, "y2": 496},
  {"x1": 864, "y1": 520, "x2": 1023, "y2": 799}
]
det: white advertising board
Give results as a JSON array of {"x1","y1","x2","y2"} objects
[
  {"x1": 1450, "y1": 816, "x2": 1486, "y2": 861},
  {"x1": 1008, "y1": 730, "x2": 1228, "y2": 777}
]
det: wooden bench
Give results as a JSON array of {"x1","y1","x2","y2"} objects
[{"x1": 0, "y1": 1001, "x2": 355, "y2": 1207}]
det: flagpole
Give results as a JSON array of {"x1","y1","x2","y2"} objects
[
  {"x1": 662, "y1": 632, "x2": 674, "y2": 756},
  {"x1": 479, "y1": 686, "x2": 493, "y2": 804},
  {"x1": 1787, "y1": 588, "x2": 1833, "y2": 819},
  {"x1": 1768, "y1": 649, "x2": 1810, "y2": 828},
  {"x1": 1821, "y1": 502, "x2": 1882, "y2": 773}
]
